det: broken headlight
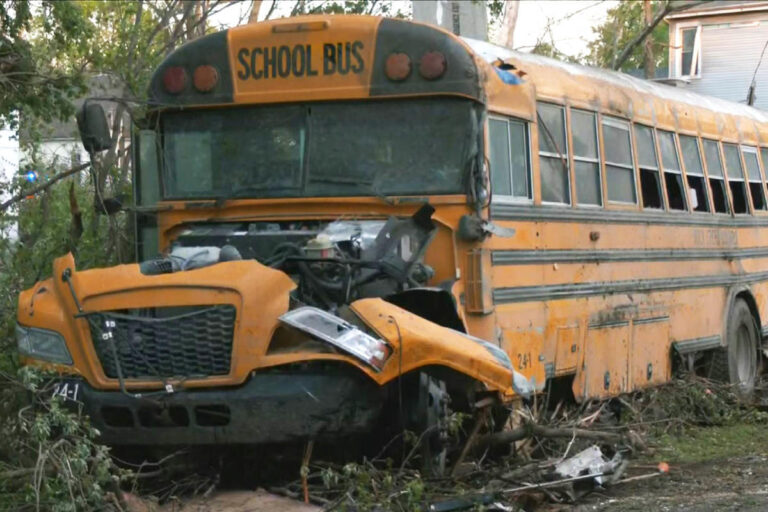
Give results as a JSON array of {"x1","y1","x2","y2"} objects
[
  {"x1": 279, "y1": 307, "x2": 390, "y2": 371},
  {"x1": 15, "y1": 324, "x2": 73, "y2": 365}
]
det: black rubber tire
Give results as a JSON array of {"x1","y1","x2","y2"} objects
[{"x1": 710, "y1": 299, "x2": 759, "y2": 400}]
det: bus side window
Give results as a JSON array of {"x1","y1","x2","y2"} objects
[
  {"x1": 679, "y1": 135, "x2": 710, "y2": 212},
  {"x1": 489, "y1": 117, "x2": 531, "y2": 201},
  {"x1": 702, "y1": 139, "x2": 729, "y2": 214},
  {"x1": 571, "y1": 109, "x2": 601, "y2": 206},
  {"x1": 536, "y1": 102, "x2": 570, "y2": 204},
  {"x1": 602, "y1": 117, "x2": 636, "y2": 204},
  {"x1": 658, "y1": 130, "x2": 687, "y2": 210},
  {"x1": 760, "y1": 147, "x2": 768, "y2": 190},
  {"x1": 723, "y1": 143, "x2": 749, "y2": 214},
  {"x1": 634, "y1": 124, "x2": 663, "y2": 209},
  {"x1": 741, "y1": 146, "x2": 766, "y2": 211}
]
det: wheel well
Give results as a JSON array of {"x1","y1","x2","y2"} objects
[{"x1": 735, "y1": 290, "x2": 762, "y2": 336}]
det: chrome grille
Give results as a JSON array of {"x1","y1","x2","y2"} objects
[{"x1": 86, "y1": 305, "x2": 236, "y2": 379}]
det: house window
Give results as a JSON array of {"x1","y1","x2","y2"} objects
[
  {"x1": 702, "y1": 139, "x2": 729, "y2": 214},
  {"x1": 677, "y1": 25, "x2": 701, "y2": 78},
  {"x1": 742, "y1": 146, "x2": 766, "y2": 210},
  {"x1": 723, "y1": 143, "x2": 748, "y2": 214},
  {"x1": 489, "y1": 117, "x2": 531, "y2": 200},
  {"x1": 602, "y1": 117, "x2": 636, "y2": 204},
  {"x1": 634, "y1": 125, "x2": 663, "y2": 209},
  {"x1": 658, "y1": 130, "x2": 687, "y2": 210},
  {"x1": 679, "y1": 135, "x2": 709, "y2": 212},
  {"x1": 537, "y1": 102, "x2": 570, "y2": 204},
  {"x1": 571, "y1": 109, "x2": 601, "y2": 206}
]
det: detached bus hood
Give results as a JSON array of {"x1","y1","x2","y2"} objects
[{"x1": 17, "y1": 253, "x2": 296, "y2": 390}]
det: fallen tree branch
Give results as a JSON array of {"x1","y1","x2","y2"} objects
[
  {"x1": 478, "y1": 422, "x2": 624, "y2": 450},
  {"x1": 1, "y1": 162, "x2": 91, "y2": 212}
]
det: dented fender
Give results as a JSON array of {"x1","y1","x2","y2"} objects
[{"x1": 350, "y1": 298, "x2": 518, "y2": 397}]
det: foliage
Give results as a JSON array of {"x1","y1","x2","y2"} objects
[
  {"x1": 0, "y1": 367, "x2": 131, "y2": 511},
  {"x1": 585, "y1": 0, "x2": 669, "y2": 72},
  {"x1": 0, "y1": 1, "x2": 92, "y2": 130}
]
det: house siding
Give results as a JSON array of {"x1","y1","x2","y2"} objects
[{"x1": 669, "y1": 12, "x2": 768, "y2": 110}]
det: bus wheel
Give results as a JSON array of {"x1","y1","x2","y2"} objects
[{"x1": 710, "y1": 299, "x2": 759, "y2": 400}]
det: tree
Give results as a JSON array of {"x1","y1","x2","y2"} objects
[{"x1": 585, "y1": 0, "x2": 669, "y2": 74}]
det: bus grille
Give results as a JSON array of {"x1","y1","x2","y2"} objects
[{"x1": 86, "y1": 305, "x2": 236, "y2": 379}]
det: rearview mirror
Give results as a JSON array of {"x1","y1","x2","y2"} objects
[{"x1": 76, "y1": 102, "x2": 113, "y2": 153}]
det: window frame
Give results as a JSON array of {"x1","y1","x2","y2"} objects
[
  {"x1": 570, "y1": 108, "x2": 603, "y2": 208},
  {"x1": 600, "y1": 115, "x2": 638, "y2": 206},
  {"x1": 657, "y1": 129, "x2": 689, "y2": 212},
  {"x1": 536, "y1": 102, "x2": 571, "y2": 206},
  {"x1": 701, "y1": 138, "x2": 731, "y2": 215},
  {"x1": 488, "y1": 114, "x2": 533, "y2": 205},
  {"x1": 678, "y1": 133, "x2": 711, "y2": 214},
  {"x1": 675, "y1": 22, "x2": 702, "y2": 79},
  {"x1": 741, "y1": 144, "x2": 767, "y2": 212},
  {"x1": 722, "y1": 141, "x2": 751, "y2": 215},
  {"x1": 633, "y1": 124, "x2": 666, "y2": 210}
]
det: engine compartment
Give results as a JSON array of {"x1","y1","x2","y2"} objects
[{"x1": 142, "y1": 204, "x2": 438, "y2": 310}]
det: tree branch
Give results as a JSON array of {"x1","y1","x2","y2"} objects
[
  {"x1": 0, "y1": 163, "x2": 90, "y2": 212},
  {"x1": 612, "y1": 0, "x2": 707, "y2": 71}
]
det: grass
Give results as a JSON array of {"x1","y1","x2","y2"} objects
[{"x1": 651, "y1": 423, "x2": 768, "y2": 464}]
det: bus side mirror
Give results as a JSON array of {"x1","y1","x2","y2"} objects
[{"x1": 76, "y1": 102, "x2": 113, "y2": 153}]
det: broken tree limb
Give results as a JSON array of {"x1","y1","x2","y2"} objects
[
  {"x1": 477, "y1": 423, "x2": 623, "y2": 450},
  {"x1": 0, "y1": 162, "x2": 91, "y2": 212}
]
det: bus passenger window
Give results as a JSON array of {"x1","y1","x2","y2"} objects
[
  {"x1": 571, "y1": 110, "x2": 601, "y2": 206},
  {"x1": 658, "y1": 131, "x2": 687, "y2": 210},
  {"x1": 742, "y1": 147, "x2": 766, "y2": 211},
  {"x1": 634, "y1": 125, "x2": 663, "y2": 209},
  {"x1": 679, "y1": 135, "x2": 709, "y2": 212},
  {"x1": 723, "y1": 143, "x2": 749, "y2": 214},
  {"x1": 537, "y1": 102, "x2": 570, "y2": 204},
  {"x1": 703, "y1": 139, "x2": 729, "y2": 214},
  {"x1": 489, "y1": 117, "x2": 531, "y2": 200},
  {"x1": 602, "y1": 117, "x2": 636, "y2": 203}
]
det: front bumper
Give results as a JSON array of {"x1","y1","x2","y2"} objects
[{"x1": 62, "y1": 367, "x2": 384, "y2": 446}]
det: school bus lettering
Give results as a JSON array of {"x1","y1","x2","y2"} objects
[{"x1": 236, "y1": 41, "x2": 364, "y2": 81}]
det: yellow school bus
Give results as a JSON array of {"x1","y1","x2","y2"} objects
[{"x1": 15, "y1": 15, "x2": 768, "y2": 467}]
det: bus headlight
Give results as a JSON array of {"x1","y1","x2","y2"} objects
[
  {"x1": 15, "y1": 324, "x2": 73, "y2": 365},
  {"x1": 280, "y1": 307, "x2": 390, "y2": 371}
]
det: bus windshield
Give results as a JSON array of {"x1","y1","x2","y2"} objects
[{"x1": 160, "y1": 97, "x2": 478, "y2": 200}]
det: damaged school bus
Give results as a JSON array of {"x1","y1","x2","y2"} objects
[{"x1": 15, "y1": 14, "x2": 768, "y2": 466}]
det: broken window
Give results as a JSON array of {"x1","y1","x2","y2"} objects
[
  {"x1": 702, "y1": 139, "x2": 729, "y2": 214},
  {"x1": 602, "y1": 117, "x2": 636, "y2": 204},
  {"x1": 658, "y1": 130, "x2": 687, "y2": 210},
  {"x1": 723, "y1": 143, "x2": 749, "y2": 214},
  {"x1": 742, "y1": 146, "x2": 766, "y2": 211},
  {"x1": 634, "y1": 125, "x2": 663, "y2": 209},
  {"x1": 537, "y1": 102, "x2": 570, "y2": 204},
  {"x1": 679, "y1": 135, "x2": 709, "y2": 212},
  {"x1": 489, "y1": 116, "x2": 531, "y2": 201},
  {"x1": 571, "y1": 109, "x2": 601, "y2": 206}
]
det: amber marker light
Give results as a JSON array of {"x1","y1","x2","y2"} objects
[
  {"x1": 385, "y1": 52, "x2": 412, "y2": 81},
  {"x1": 419, "y1": 51, "x2": 446, "y2": 80},
  {"x1": 163, "y1": 66, "x2": 187, "y2": 94},
  {"x1": 193, "y1": 65, "x2": 219, "y2": 93}
]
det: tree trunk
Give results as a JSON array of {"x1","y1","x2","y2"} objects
[
  {"x1": 499, "y1": 0, "x2": 519, "y2": 49},
  {"x1": 643, "y1": 0, "x2": 655, "y2": 79},
  {"x1": 249, "y1": 0, "x2": 262, "y2": 23}
]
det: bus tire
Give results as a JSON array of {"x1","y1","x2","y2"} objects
[{"x1": 710, "y1": 299, "x2": 759, "y2": 399}]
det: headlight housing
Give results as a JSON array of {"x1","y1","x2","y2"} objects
[
  {"x1": 280, "y1": 307, "x2": 390, "y2": 371},
  {"x1": 15, "y1": 324, "x2": 73, "y2": 365}
]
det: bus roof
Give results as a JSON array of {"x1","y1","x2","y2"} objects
[{"x1": 464, "y1": 38, "x2": 768, "y2": 139}]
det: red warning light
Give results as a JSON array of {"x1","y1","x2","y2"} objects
[
  {"x1": 419, "y1": 51, "x2": 446, "y2": 80},
  {"x1": 163, "y1": 66, "x2": 187, "y2": 94},
  {"x1": 384, "y1": 53, "x2": 412, "y2": 81}
]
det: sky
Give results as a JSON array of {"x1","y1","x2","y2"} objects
[{"x1": 209, "y1": 0, "x2": 619, "y2": 59}]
